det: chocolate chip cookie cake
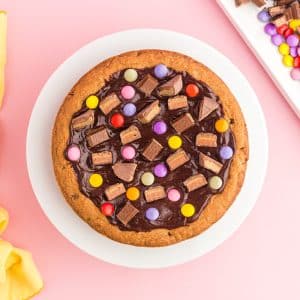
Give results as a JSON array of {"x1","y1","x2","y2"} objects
[{"x1": 52, "y1": 50, "x2": 248, "y2": 247}]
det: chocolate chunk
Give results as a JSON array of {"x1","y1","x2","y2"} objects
[
  {"x1": 71, "y1": 110, "x2": 95, "y2": 129},
  {"x1": 87, "y1": 127, "x2": 109, "y2": 147},
  {"x1": 92, "y1": 151, "x2": 113, "y2": 165},
  {"x1": 136, "y1": 74, "x2": 159, "y2": 96},
  {"x1": 171, "y1": 113, "x2": 195, "y2": 133},
  {"x1": 272, "y1": 15, "x2": 287, "y2": 27},
  {"x1": 120, "y1": 125, "x2": 141, "y2": 144},
  {"x1": 196, "y1": 133, "x2": 218, "y2": 147},
  {"x1": 137, "y1": 100, "x2": 161, "y2": 124},
  {"x1": 184, "y1": 174, "x2": 207, "y2": 192},
  {"x1": 168, "y1": 95, "x2": 188, "y2": 110},
  {"x1": 144, "y1": 186, "x2": 166, "y2": 202},
  {"x1": 157, "y1": 75, "x2": 183, "y2": 97},
  {"x1": 112, "y1": 162, "x2": 137, "y2": 182},
  {"x1": 251, "y1": 0, "x2": 265, "y2": 7},
  {"x1": 268, "y1": 5, "x2": 286, "y2": 17},
  {"x1": 198, "y1": 97, "x2": 219, "y2": 121},
  {"x1": 104, "y1": 183, "x2": 126, "y2": 201},
  {"x1": 166, "y1": 149, "x2": 190, "y2": 171},
  {"x1": 235, "y1": 0, "x2": 250, "y2": 6},
  {"x1": 199, "y1": 152, "x2": 223, "y2": 174},
  {"x1": 142, "y1": 139, "x2": 163, "y2": 161},
  {"x1": 291, "y1": 2, "x2": 300, "y2": 19},
  {"x1": 99, "y1": 93, "x2": 121, "y2": 115},
  {"x1": 117, "y1": 202, "x2": 139, "y2": 225}
]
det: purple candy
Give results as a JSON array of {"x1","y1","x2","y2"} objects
[
  {"x1": 145, "y1": 207, "x2": 159, "y2": 221},
  {"x1": 153, "y1": 120, "x2": 167, "y2": 135},
  {"x1": 154, "y1": 64, "x2": 168, "y2": 79},
  {"x1": 257, "y1": 10, "x2": 270, "y2": 23},
  {"x1": 219, "y1": 146, "x2": 233, "y2": 160},
  {"x1": 264, "y1": 23, "x2": 277, "y2": 36},
  {"x1": 153, "y1": 163, "x2": 168, "y2": 178},
  {"x1": 290, "y1": 47, "x2": 298, "y2": 58},
  {"x1": 271, "y1": 34, "x2": 285, "y2": 46},
  {"x1": 286, "y1": 34, "x2": 299, "y2": 47},
  {"x1": 123, "y1": 103, "x2": 136, "y2": 117},
  {"x1": 298, "y1": 47, "x2": 300, "y2": 56}
]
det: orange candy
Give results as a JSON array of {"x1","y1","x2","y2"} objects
[{"x1": 185, "y1": 84, "x2": 199, "y2": 97}]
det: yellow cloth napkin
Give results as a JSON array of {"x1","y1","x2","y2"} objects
[{"x1": 0, "y1": 207, "x2": 43, "y2": 300}]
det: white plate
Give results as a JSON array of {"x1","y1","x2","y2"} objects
[
  {"x1": 217, "y1": 0, "x2": 300, "y2": 118},
  {"x1": 26, "y1": 29, "x2": 268, "y2": 269}
]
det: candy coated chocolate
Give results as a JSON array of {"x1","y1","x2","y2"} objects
[
  {"x1": 291, "y1": 68, "x2": 300, "y2": 80},
  {"x1": 121, "y1": 145, "x2": 136, "y2": 160},
  {"x1": 257, "y1": 10, "x2": 270, "y2": 22},
  {"x1": 101, "y1": 202, "x2": 114, "y2": 216},
  {"x1": 110, "y1": 113, "x2": 125, "y2": 128},
  {"x1": 168, "y1": 135, "x2": 182, "y2": 150},
  {"x1": 271, "y1": 34, "x2": 285, "y2": 46},
  {"x1": 279, "y1": 43, "x2": 289, "y2": 55},
  {"x1": 290, "y1": 47, "x2": 298, "y2": 57},
  {"x1": 126, "y1": 187, "x2": 140, "y2": 201},
  {"x1": 153, "y1": 163, "x2": 168, "y2": 178},
  {"x1": 167, "y1": 188, "x2": 181, "y2": 202},
  {"x1": 185, "y1": 83, "x2": 199, "y2": 97},
  {"x1": 124, "y1": 69, "x2": 138, "y2": 82},
  {"x1": 209, "y1": 176, "x2": 223, "y2": 190},
  {"x1": 219, "y1": 145, "x2": 233, "y2": 160},
  {"x1": 264, "y1": 23, "x2": 277, "y2": 36},
  {"x1": 123, "y1": 103, "x2": 137, "y2": 116},
  {"x1": 282, "y1": 55, "x2": 294, "y2": 67},
  {"x1": 86, "y1": 95, "x2": 99, "y2": 109},
  {"x1": 152, "y1": 120, "x2": 167, "y2": 135},
  {"x1": 181, "y1": 204, "x2": 195, "y2": 217},
  {"x1": 89, "y1": 174, "x2": 103, "y2": 188},
  {"x1": 121, "y1": 85, "x2": 135, "y2": 100},
  {"x1": 67, "y1": 145, "x2": 81, "y2": 161},
  {"x1": 141, "y1": 172, "x2": 155, "y2": 186},
  {"x1": 154, "y1": 64, "x2": 169, "y2": 79},
  {"x1": 283, "y1": 28, "x2": 294, "y2": 39},
  {"x1": 286, "y1": 34, "x2": 299, "y2": 47},
  {"x1": 294, "y1": 57, "x2": 300, "y2": 68},
  {"x1": 277, "y1": 24, "x2": 289, "y2": 35},
  {"x1": 145, "y1": 208, "x2": 159, "y2": 221}
]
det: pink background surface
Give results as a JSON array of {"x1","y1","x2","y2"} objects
[{"x1": 1, "y1": 0, "x2": 300, "y2": 299}]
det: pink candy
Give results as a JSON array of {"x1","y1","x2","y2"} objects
[
  {"x1": 291, "y1": 68, "x2": 300, "y2": 80},
  {"x1": 167, "y1": 188, "x2": 181, "y2": 202},
  {"x1": 67, "y1": 145, "x2": 81, "y2": 161},
  {"x1": 121, "y1": 85, "x2": 135, "y2": 100},
  {"x1": 121, "y1": 145, "x2": 136, "y2": 160}
]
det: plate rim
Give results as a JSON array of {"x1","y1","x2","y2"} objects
[{"x1": 26, "y1": 28, "x2": 269, "y2": 269}]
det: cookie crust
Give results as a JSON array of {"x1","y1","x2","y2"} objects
[{"x1": 52, "y1": 50, "x2": 248, "y2": 247}]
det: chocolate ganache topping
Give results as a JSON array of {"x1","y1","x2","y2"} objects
[{"x1": 66, "y1": 65, "x2": 235, "y2": 232}]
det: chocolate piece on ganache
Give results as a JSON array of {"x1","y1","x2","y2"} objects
[
  {"x1": 117, "y1": 202, "x2": 139, "y2": 225},
  {"x1": 157, "y1": 74, "x2": 183, "y2": 97},
  {"x1": 112, "y1": 162, "x2": 137, "y2": 183}
]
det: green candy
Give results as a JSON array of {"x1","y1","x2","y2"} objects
[
  {"x1": 209, "y1": 176, "x2": 223, "y2": 190},
  {"x1": 141, "y1": 172, "x2": 155, "y2": 186},
  {"x1": 124, "y1": 69, "x2": 138, "y2": 82}
]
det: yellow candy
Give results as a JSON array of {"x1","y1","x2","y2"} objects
[
  {"x1": 141, "y1": 172, "x2": 155, "y2": 186},
  {"x1": 88, "y1": 174, "x2": 103, "y2": 187},
  {"x1": 215, "y1": 118, "x2": 229, "y2": 133},
  {"x1": 168, "y1": 135, "x2": 182, "y2": 150},
  {"x1": 282, "y1": 55, "x2": 294, "y2": 67},
  {"x1": 289, "y1": 19, "x2": 300, "y2": 30},
  {"x1": 278, "y1": 43, "x2": 289, "y2": 55},
  {"x1": 86, "y1": 95, "x2": 99, "y2": 109},
  {"x1": 126, "y1": 187, "x2": 140, "y2": 201},
  {"x1": 181, "y1": 203, "x2": 195, "y2": 217}
]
